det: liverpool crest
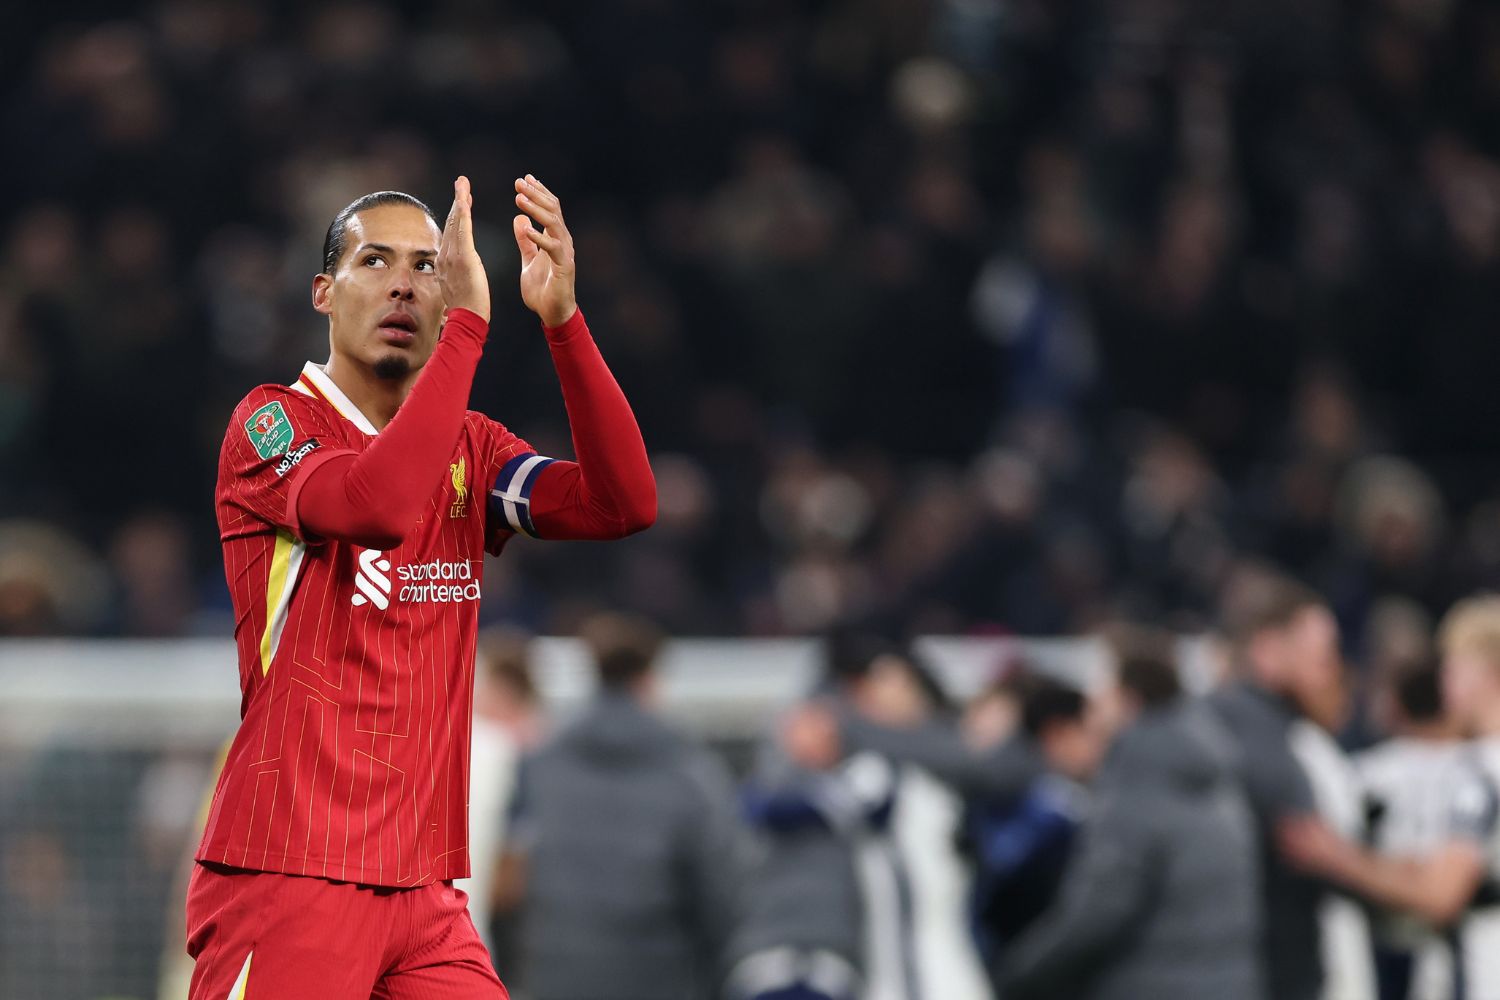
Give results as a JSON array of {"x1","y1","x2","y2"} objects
[{"x1": 449, "y1": 457, "x2": 469, "y2": 518}]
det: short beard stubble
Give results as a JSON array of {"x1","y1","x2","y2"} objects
[{"x1": 373, "y1": 354, "x2": 411, "y2": 381}]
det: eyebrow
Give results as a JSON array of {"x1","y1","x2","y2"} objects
[{"x1": 357, "y1": 243, "x2": 438, "y2": 258}]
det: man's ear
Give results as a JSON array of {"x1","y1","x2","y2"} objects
[{"x1": 312, "y1": 273, "x2": 334, "y2": 316}]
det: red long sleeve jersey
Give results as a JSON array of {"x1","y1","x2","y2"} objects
[{"x1": 198, "y1": 361, "x2": 542, "y2": 887}]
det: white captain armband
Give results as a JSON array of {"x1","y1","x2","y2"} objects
[{"x1": 489, "y1": 453, "x2": 557, "y2": 539}]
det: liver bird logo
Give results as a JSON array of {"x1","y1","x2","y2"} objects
[{"x1": 449, "y1": 457, "x2": 469, "y2": 518}]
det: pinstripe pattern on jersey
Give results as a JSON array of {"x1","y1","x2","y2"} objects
[{"x1": 201, "y1": 375, "x2": 536, "y2": 888}]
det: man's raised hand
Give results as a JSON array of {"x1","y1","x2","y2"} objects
[
  {"x1": 438, "y1": 176, "x2": 491, "y2": 322},
  {"x1": 513, "y1": 174, "x2": 578, "y2": 329}
]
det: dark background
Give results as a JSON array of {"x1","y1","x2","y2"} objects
[{"x1": 3, "y1": 0, "x2": 1500, "y2": 654}]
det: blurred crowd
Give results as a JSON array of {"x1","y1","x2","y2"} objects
[
  {"x1": 398, "y1": 587, "x2": 1500, "y2": 1000},
  {"x1": 6, "y1": 0, "x2": 1500, "y2": 643}
]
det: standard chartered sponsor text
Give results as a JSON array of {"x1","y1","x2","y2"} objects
[{"x1": 395, "y1": 559, "x2": 480, "y2": 603}]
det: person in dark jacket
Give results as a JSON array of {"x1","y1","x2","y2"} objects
[
  {"x1": 966, "y1": 674, "x2": 1101, "y2": 964},
  {"x1": 508, "y1": 614, "x2": 744, "y2": 1000},
  {"x1": 998, "y1": 644, "x2": 1266, "y2": 1000}
]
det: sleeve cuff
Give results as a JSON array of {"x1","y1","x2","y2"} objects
[
  {"x1": 542, "y1": 307, "x2": 587, "y2": 345},
  {"x1": 444, "y1": 307, "x2": 490, "y2": 342}
]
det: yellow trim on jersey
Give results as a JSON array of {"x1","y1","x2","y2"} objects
[
  {"x1": 259, "y1": 532, "x2": 294, "y2": 675},
  {"x1": 228, "y1": 951, "x2": 253, "y2": 999},
  {"x1": 298, "y1": 372, "x2": 350, "y2": 421}
]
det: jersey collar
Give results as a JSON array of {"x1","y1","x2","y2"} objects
[{"x1": 292, "y1": 362, "x2": 380, "y2": 436}]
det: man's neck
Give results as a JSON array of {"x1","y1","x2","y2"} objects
[{"x1": 323, "y1": 352, "x2": 417, "y2": 431}]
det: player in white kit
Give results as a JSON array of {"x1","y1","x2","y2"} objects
[{"x1": 1281, "y1": 595, "x2": 1500, "y2": 1000}]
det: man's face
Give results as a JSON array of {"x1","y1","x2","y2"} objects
[
  {"x1": 1034, "y1": 680, "x2": 1120, "y2": 782},
  {"x1": 1284, "y1": 605, "x2": 1346, "y2": 728},
  {"x1": 962, "y1": 689, "x2": 1021, "y2": 750},
  {"x1": 852, "y1": 655, "x2": 932, "y2": 728},
  {"x1": 1041, "y1": 715, "x2": 1108, "y2": 782},
  {"x1": 313, "y1": 204, "x2": 445, "y2": 379},
  {"x1": 1250, "y1": 604, "x2": 1344, "y2": 719}
]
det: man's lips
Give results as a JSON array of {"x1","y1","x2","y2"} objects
[{"x1": 378, "y1": 312, "x2": 418, "y2": 344}]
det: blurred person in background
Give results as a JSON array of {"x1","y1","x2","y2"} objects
[
  {"x1": 1286, "y1": 659, "x2": 1379, "y2": 1000},
  {"x1": 759, "y1": 633, "x2": 1022, "y2": 1000},
  {"x1": 1282, "y1": 595, "x2": 1500, "y2": 1000},
  {"x1": 108, "y1": 510, "x2": 197, "y2": 636},
  {"x1": 506, "y1": 613, "x2": 743, "y2": 1000},
  {"x1": 827, "y1": 634, "x2": 1041, "y2": 1000},
  {"x1": 1325, "y1": 457, "x2": 1450, "y2": 640},
  {"x1": 853, "y1": 641, "x2": 1016, "y2": 1000},
  {"x1": 462, "y1": 626, "x2": 545, "y2": 968},
  {"x1": 1354, "y1": 657, "x2": 1463, "y2": 1000},
  {"x1": 0, "y1": 519, "x2": 111, "y2": 636},
  {"x1": 1208, "y1": 569, "x2": 1372, "y2": 1000},
  {"x1": 726, "y1": 677, "x2": 895, "y2": 1000},
  {"x1": 1261, "y1": 575, "x2": 1378, "y2": 1000},
  {"x1": 0, "y1": 826, "x2": 109, "y2": 1000},
  {"x1": 965, "y1": 672, "x2": 1104, "y2": 972},
  {"x1": 997, "y1": 640, "x2": 1264, "y2": 1000}
]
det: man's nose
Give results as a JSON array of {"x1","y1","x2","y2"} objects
[{"x1": 388, "y1": 270, "x2": 415, "y2": 301}]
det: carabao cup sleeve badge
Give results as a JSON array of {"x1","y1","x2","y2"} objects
[{"x1": 245, "y1": 401, "x2": 296, "y2": 460}]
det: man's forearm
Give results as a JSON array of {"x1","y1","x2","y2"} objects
[
  {"x1": 527, "y1": 308, "x2": 656, "y2": 538},
  {"x1": 1319, "y1": 842, "x2": 1481, "y2": 926},
  {"x1": 838, "y1": 711, "x2": 1041, "y2": 801}
]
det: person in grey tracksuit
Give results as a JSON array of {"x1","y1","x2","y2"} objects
[
  {"x1": 510, "y1": 615, "x2": 744, "y2": 1000},
  {"x1": 1206, "y1": 573, "x2": 1353, "y2": 1000},
  {"x1": 998, "y1": 649, "x2": 1266, "y2": 1000},
  {"x1": 1207, "y1": 677, "x2": 1329, "y2": 999}
]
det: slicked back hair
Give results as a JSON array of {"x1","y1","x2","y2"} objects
[{"x1": 321, "y1": 191, "x2": 439, "y2": 275}]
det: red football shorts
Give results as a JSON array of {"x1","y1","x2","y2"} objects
[{"x1": 185, "y1": 862, "x2": 508, "y2": 1000}]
